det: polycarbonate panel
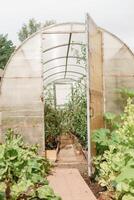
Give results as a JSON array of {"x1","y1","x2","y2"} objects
[
  {"x1": 66, "y1": 65, "x2": 86, "y2": 74},
  {"x1": 42, "y1": 27, "x2": 86, "y2": 86},
  {"x1": 44, "y1": 74, "x2": 81, "y2": 86},
  {"x1": 0, "y1": 32, "x2": 44, "y2": 149},
  {"x1": 43, "y1": 59, "x2": 66, "y2": 71},
  {"x1": 44, "y1": 66, "x2": 66, "y2": 78},
  {"x1": 43, "y1": 24, "x2": 73, "y2": 33},
  {"x1": 1, "y1": 20, "x2": 134, "y2": 152},
  {"x1": 102, "y1": 30, "x2": 134, "y2": 113},
  {"x1": 87, "y1": 15, "x2": 104, "y2": 134},
  {"x1": 4, "y1": 33, "x2": 42, "y2": 78},
  {"x1": 69, "y1": 44, "x2": 83, "y2": 57},
  {"x1": 42, "y1": 34, "x2": 69, "y2": 51},
  {"x1": 71, "y1": 33, "x2": 85, "y2": 44},
  {"x1": 42, "y1": 46, "x2": 68, "y2": 63},
  {"x1": 66, "y1": 71, "x2": 84, "y2": 78},
  {"x1": 42, "y1": 23, "x2": 85, "y2": 34},
  {"x1": 65, "y1": 75, "x2": 81, "y2": 80},
  {"x1": 55, "y1": 83, "x2": 72, "y2": 106},
  {"x1": 44, "y1": 65, "x2": 86, "y2": 82},
  {"x1": 67, "y1": 57, "x2": 86, "y2": 69}
]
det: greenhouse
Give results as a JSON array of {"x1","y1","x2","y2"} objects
[{"x1": 0, "y1": 14, "x2": 134, "y2": 178}]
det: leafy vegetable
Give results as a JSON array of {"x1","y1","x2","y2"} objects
[
  {"x1": 0, "y1": 129, "x2": 61, "y2": 200},
  {"x1": 93, "y1": 98, "x2": 134, "y2": 199}
]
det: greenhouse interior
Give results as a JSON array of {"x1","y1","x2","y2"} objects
[{"x1": 0, "y1": 15, "x2": 134, "y2": 180}]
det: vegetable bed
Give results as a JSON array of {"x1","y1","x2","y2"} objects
[
  {"x1": 0, "y1": 129, "x2": 61, "y2": 200},
  {"x1": 92, "y1": 98, "x2": 134, "y2": 200}
]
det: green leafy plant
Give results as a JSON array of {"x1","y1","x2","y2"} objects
[
  {"x1": 117, "y1": 88, "x2": 134, "y2": 109},
  {"x1": 104, "y1": 112, "x2": 121, "y2": 130},
  {"x1": 118, "y1": 88, "x2": 134, "y2": 99},
  {"x1": 44, "y1": 43, "x2": 87, "y2": 149},
  {"x1": 93, "y1": 98, "x2": 134, "y2": 199},
  {"x1": 18, "y1": 19, "x2": 56, "y2": 42},
  {"x1": 92, "y1": 111, "x2": 121, "y2": 155},
  {"x1": 92, "y1": 128, "x2": 111, "y2": 154},
  {"x1": 63, "y1": 78, "x2": 87, "y2": 147},
  {"x1": 0, "y1": 129, "x2": 61, "y2": 200},
  {"x1": 45, "y1": 103, "x2": 63, "y2": 149},
  {"x1": 0, "y1": 34, "x2": 15, "y2": 69}
]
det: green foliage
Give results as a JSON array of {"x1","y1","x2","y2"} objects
[
  {"x1": 117, "y1": 88, "x2": 134, "y2": 109},
  {"x1": 71, "y1": 43, "x2": 86, "y2": 65},
  {"x1": 0, "y1": 129, "x2": 61, "y2": 200},
  {"x1": 44, "y1": 20, "x2": 56, "y2": 27},
  {"x1": 45, "y1": 103, "x2": 63, "y2": 149},
  {"x1": 118, "y1": 88, "x2": 134, "y2": 99},
  {"x1": 63, "y1": 78, "x2": 87, "y2": 147},
  {"x1": 18, "y1": 18, "x2": 41, "y2": 42},
  {"x1": 63, "y1": 44, "x2": 87, "y2": 147},
  {"x1": 0, "y1": 34, "x2": 15, "y2": 69},
  {"x1": 44, "y1": 43, "x2": 87, "y2": 149},
  {"x1": 92, "y1": 128, "x2": 112, "y2": 154},
  {"x1": 44, "y1": 86, "x2": 63, "y2": 149},
  {"x1": 18, "y1": 19, "x2": 56, "y2": 42},
  {"x1": 93, "y1": 99, "x2": 134, "y2": 199},
  {"x1": 44, "y1": 78, "x2": 87, "y2": 148},
  {"x1": 104, "y1": 112, "x2": 121, "y2": 130}
]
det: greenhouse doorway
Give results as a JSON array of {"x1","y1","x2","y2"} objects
[{"x1": 42, "y1": 14, "x2": 104, "y2": 176}]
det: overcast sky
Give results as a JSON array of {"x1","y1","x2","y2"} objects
[{"x1": 0, "y1": 0, "x2": 134, "y2": 51}]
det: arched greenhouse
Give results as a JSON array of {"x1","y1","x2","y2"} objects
[{"x1": 0, "y1": 15, "x2": 134, "y2": 168}]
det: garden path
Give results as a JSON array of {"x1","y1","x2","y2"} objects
[
  {"x1": 48, "y1": 168, "x2": 97, "y2": 200},
  {"x1": 48, "y1": 136, "x2": 97, "y2": 200}
]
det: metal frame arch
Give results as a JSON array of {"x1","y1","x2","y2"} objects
[
  {"x1": 43, "y1": 71, "x2": 85, "y2": 81},
  {"x1": 43, "y1": 77, "x2": 78, "y2": 88},
  {"x1": 43, "y1": 64, "x2": 86, "y2": 75},
  {"x1": 1, "y1": 21, "x2": 134, "y2": 93},
  {"x1": 43, "y1": 56, "x2": 85, "y2": 65}
]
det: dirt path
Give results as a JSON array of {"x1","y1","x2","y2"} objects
[
  {"x1": 48, "y1": 168, "x2": 97, "y2": 200},
  {"x1": 48, "y1": 135, "x2": 97, "y2": 200}
]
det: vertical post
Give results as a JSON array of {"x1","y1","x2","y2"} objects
[
  {"x1": 41, "y1": 31, "x2": 45, "y2": 153},
  {"x1": 85, "y1": 14, "x2": 91, "y2": 176},
  {"x1": 85, "y1": 13, "x2": 92, "y2": 176},
  {"x1": 53, "y1": 83, "x2": 57, "y2": 109}
]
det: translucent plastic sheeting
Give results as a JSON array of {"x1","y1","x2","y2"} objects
[
  {"x1": 102, "y1": 30, "x2": 134, "y2": 113},
  {"x1": 55, "y1": 83, "x2": 72, "y2": 106},
  {"x1": 42, "y1": 26, "x2": 86, "y2": 87},
  {"x1": 1, "y1": 22, "x2": 134, "y2": 149}
]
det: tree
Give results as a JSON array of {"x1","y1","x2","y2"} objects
[
  {"x1": 18, "y1": 18, "x2": 56, "y2": 42},
  {"x1": 44, "y1": 20, "x2": 56, "y2": 27},
  {"x1": 0, "y1": 34, "x2": 15, "y2": 69}
]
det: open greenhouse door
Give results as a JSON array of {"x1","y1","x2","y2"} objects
[{"x1": 86, "y1": 14, "x2": 104, "y2": 175}]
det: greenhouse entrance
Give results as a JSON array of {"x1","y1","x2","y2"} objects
[
  {"x1": 42, "y1": 14, "x2": 104, "y2": 175},
  {"x1": 1, "y1": 14, "x2": 134, "y2": 192}
]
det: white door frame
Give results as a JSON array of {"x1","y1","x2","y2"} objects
[{"x1": 85, "y1": 13, "x2": 92, "y2": 176}]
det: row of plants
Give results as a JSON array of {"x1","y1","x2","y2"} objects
[
  {"x1": 62, "y1": 78, "x2": 87, "y2": 148},
  {"x1": 44, "y1": 78, "x2": 87, "y2": 150},
  {"x1": 0, "y1": 129, "x2": 61, "y2": 200},
  {"x1": 92, "y1": 89, "x2": 134, "y2": 200},
  {"x1": 44, "y1": 86, "x2": 63, "y2": 150},
  {"x1": 44, "y1": 103, "x2": 63, "y2": 150},
  {"x1": 44, "y1": 44, "x2": 87, "y2": 150}
]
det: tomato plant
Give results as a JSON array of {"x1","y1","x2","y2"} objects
[{"x1": 62, "y1": 78, "x2": 87, "y2": 148}]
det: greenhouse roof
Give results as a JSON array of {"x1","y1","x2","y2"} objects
[{"x1": 42, "y1": 23, "x2": 86, "y2": 86}]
